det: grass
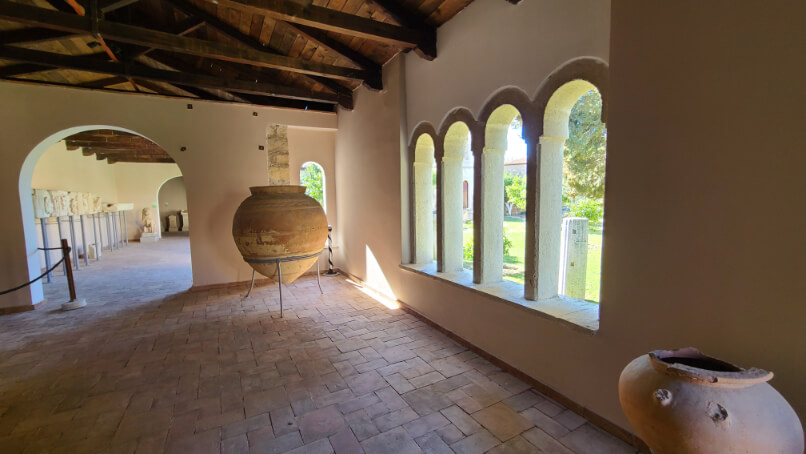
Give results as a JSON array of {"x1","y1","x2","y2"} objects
[{"x1": 462, "y1": 217, "x2": 602, "y2": 303}]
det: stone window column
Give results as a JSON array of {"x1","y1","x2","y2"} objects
[
  {"x1": 535, "y1": 135, "x2": 566, "y2": 300},
  {"x1": 441, "y1": 153, "x2": 465, "y2": 272},
  {"x1": 413, "y1": 161, "x2": 434, "y2": 264},
  {"x1": 480, "y1": 145, "x2": 506, "y2": 284}
]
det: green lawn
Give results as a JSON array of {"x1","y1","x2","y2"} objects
[{"x1": 462, "y1": 218, "x2": 602, "y2": 303}]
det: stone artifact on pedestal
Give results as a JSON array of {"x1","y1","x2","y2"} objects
[
  {"x1": 619, "y1": 347, "x2": 804, "y2": 453},
  {"x1": 91, "y1": 196, "x2": 103, "y2": 214},
  {"x1": 79, "y1": 193, "x2": 92, "y2": 215},
  {"x1": 32, "y1": 189, "x2": 54, "y2": 218},
  {"x1": 67, "y1": 192, "x2": 80, "y2": 217},
  {"x1": 180, "y1": 210, "x2": 189, "y2": 232},
  {"x1": 140, "y1": 207, "x2": 160, "y2": 242},
  {"x1": 49, "y1": 190, "x2": 69, "y2": 217},
  {"x1": 167, "y1": 214, "x2": 179, "y2": 232},
  {"x1": 232, "y1": 186, "x2": 327, "y2": 283}
]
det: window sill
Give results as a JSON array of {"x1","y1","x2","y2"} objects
[{"x1": 400, "y1": 262, "x2": 599, "y2": 333}]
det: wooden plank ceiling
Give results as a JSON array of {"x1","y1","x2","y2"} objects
[
  {"x1": 0, "y1": 0, "x2": 476, "y2": 113},
  {"x1": 64, "y1": 129, "x2": 174, "y2": 163}
]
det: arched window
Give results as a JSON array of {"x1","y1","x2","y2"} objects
[
  {"x1": 412, "y1": 134, "x2": 436, "y2": 264},
  {"x1": 483, "y1": 104, "x2": 523, "y2": 285},
  {"x1": 539, "y1": 81, "x2": 606, "y2": 303},
  {"x1": 441, "y1": 122, "x2": 471, "y2": 272},
  {"x1": 300, "y1": 161, "x2": 326, "y2": 213}
]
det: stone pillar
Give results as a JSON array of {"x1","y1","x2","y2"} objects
[
  {"x1": 442, "y1": 155, "x2": 464, "y2": 272},
  {"x1": 413, "y1": 162, "x2": 434, "y2": 264},
  {"x1": 267, "y1": 124, "x2": 290, "y2": 185},
  {"x1": 480, "y1": 146, "x2": 505, "y2": 283},
  {"x1": 536, "y1": 136, "x2": 566, "y2": 299},
  {"x1": 559, "y1": 217, "x2": 589, "y2": 299}
]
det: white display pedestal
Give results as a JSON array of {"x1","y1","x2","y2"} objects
[
  {"x1": 140, "y1": 232, "x2": 160, "y2": 243},
  {"x1": 168, "y1": 215, "x2": 179, "y2": 232}
]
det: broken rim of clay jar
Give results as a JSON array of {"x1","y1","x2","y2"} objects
[
  {"x1": 249, "y1": 185, "x2": 305, "y2": 195},
  {"x1": 648, "y1": 347, "x2": 772, "y2": 387}
]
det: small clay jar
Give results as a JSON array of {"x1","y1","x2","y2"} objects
[
  {"x1": 619, "y1": 347, "x2": 803, "y2": 454},
  {"x1": 232, "y1": 186, "x2": 327, "y2": 283}
]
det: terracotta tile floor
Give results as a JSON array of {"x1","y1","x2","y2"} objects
[{"x1": 0, "y1": 236, "x2": 640, "y2": 453}]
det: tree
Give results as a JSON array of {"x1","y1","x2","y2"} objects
[
  {"x1": 564, "y1": 91, "x2": 607, "y2": 200},
  {"x1": 300, "y1": 163, "x2": 324, "y2": 206},
  {"x1": 504, "y1": 171, "x2": 526, "y2": 216}
]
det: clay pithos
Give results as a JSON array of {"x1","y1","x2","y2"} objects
[
  {"x1": 232, "y1": 186, "x2": 327, "y2": 284},
  {"x1": 618, "y1": 347, "x2": 804, "y2": 453}
]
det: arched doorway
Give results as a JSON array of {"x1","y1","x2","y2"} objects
[
  {"x1": 18, "y1": 126, "x2": 193, "y2": 306},
  {"x1": 158, "y1": 176, "x2": 189, "y2": 234}
]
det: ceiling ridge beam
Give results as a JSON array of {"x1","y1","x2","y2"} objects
[
  {"x1": 207, "y1": 0, "x2": 435, "y2": 58},
  {"x1": 0, "y1": 1, "x2": 375, "y2": 83},
  {"x1": 0, "y1": 44, "x2": 342, "y2": 104},
  {"x1": 160, "y1": 0, "x2": 364, "y2": 100}
]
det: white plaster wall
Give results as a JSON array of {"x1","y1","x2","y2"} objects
[
  {"x1": 404, "y1": 0, "x2": 610, "y2": 136},
  {"x1": 333, "y1": 0, "x2": 806, "y2": 436},
  {"x1": 0, "y1": 81, "x2": 336, "y2": 309},
  {"x1": 31, "y1": 141, "x2": 120, "y2": 202},
  {"x1": 288, "y1": 126, "x2": 338, "y2": 270},
  {"x1": 334, "y1": 56, "x2": 407, "y2": 299}
]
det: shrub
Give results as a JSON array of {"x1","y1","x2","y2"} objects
[
  {"x1": 463, "y1": 240, "x2": 473, "y2": 262},
  {"x1": 568, "y1": 198, "x2": 604, "y2": 225},
  {"x1": 463, "y1": 234, "x2": 513, "y2": 261}
]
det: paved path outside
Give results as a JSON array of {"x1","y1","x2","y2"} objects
[{"x1": 0, "y1": 235, "x2": 639, "y2": 453}]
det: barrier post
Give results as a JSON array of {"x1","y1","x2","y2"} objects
[{"x1": 61, "y1": 239, "x2": 86, "y2": 310}]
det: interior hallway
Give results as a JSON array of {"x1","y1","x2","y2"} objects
[{"x1": 0, "y1": 237, "x2": 637, "y2": 453}]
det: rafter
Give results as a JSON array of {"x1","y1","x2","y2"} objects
[
  {"x1": 207, "y1": 0, "x2": 436, "y2": 58},
  {"x1": 0, "y1": 27, "x2": 79, "y2": 45},
  {"x1": 290, "y1": 24, "x2": 381, "y2": 73},
  {"x1": 0, "y1": 45, "x2": 342, "y2": 104},
  {"x1": 100, "y1": 0, "x2": 141, "y2": 14},
  {"x1": 142, "y1": 50, "x2": 347, "y2": 110},
  {"x1": 161, "y1": 0, "x2": 366, "y2": 96},
  {"x1": 0, "y1": 1, "x2": 376, "y2": 84}
]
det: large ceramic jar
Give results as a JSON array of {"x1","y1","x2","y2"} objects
[
  {"x1": 619, "y1": 347, "x2": 803, "y2": 453},
  {"x1": 232, "y1": 186, "x2": 327, "y2": 284}
]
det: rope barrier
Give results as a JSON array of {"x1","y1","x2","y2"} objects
[
  {"x1": 0, "y1": 256, "x2": 66, "y2": 296},
  {"x1": 38, "y1": 246, "x2": 64, "y2": 251}
]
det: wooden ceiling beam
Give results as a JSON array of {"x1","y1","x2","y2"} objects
[
  {"x1": 0, "y1": 27, "x2": 80, "y2": 45},
  {"x1": 143, "y1": 50, "x2": 346, "y2": 109},
  {"x1": 0, "y1": 45, "x2": 342, "y2": 104},
  {"x1": 0, "y1": 1, "x2": 375, "y2": 83},
  {"x1": 78, "y1": 75, "x2": 127, "y2": 87},
  {"x1": 161, "y1": 0, "x2": 366, "y2": 97},
  {"x1": 0, "y1": 62, "x2": 49, "y2": 77},
  {"x1": 207, "y1": 0, "x2": 436, "y2": 58},
  {"x1": 368, "y1": 0, "x2": 435, "y2": 59},
  {"x1": 100, "y1": 0, "x2": 140, "y2": 14},
  {"x1": 290, "y1": 24, "x2": 380, "y2": 73},
  {"x1": 0, "y1": 49, "x2": 108, "y2": 77}
]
